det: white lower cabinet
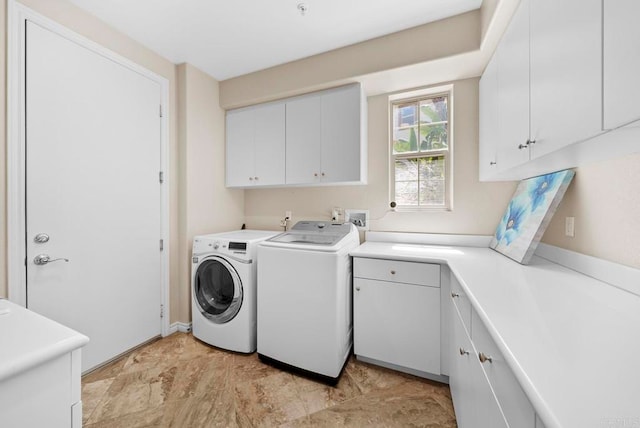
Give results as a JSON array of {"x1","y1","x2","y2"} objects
[
  {"x1": 353, "y1": 257, "x2": 441, "y2": 377},
  {"x1": 450, "y1": 304, "x2": 508, "y2": 428},
  {"x1": 450, "y1": 290, "x2": 536, "y2": 428},
  {"x1": 0, "y1": 349, "x2": 83, "y2": 428}
]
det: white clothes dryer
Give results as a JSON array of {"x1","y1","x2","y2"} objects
[
  {"x1": 257, "y1": 221, "x2": 360, "y2": 383},
  {"x1": 191, "y1": 230, "x2": 279, "y2": 353}
]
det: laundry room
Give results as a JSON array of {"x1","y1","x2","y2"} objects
[{"x1": 1, "y1": 0, "x2": 640, "y2": 427}]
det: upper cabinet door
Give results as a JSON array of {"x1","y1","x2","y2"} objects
[
  {"x1": 603, "y1": 0, "x2": 640, "y2": 129},
  {"x1": 321, "y1": 85, "x2": 363, "y2": 183},
  {"x1": 285, "y1": 95, "x2": 322, "y2": 185},
  {"x1": 226, "y1": 108, "x2": 255, "y2": 187},
  {"x1": 479, "y1": 52, "x2": 499, "y2": 181},
  {"x1": 497, "y1": 0, "x2": 531, "y2": 170},
  {"x1": 254, "y1": 103, "x2": 286, "y2": 186},
  {"x1": 529, "y1": 0, "x2": 602, "y2": 159}
]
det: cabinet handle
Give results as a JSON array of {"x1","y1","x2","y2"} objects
[
  {"x1": 528, "y1": 139, "x2": 536, "y2": 145},
  {"x1": 390, "y1": 270, "x2": 396, "y2": 275},
  {"x1": 479, "y1": 352, "x2": 493, "y2": 364},
  {"x1": 459, "y1": 348, "x2": 469, "y2": 356},
  {"x1": 451, "y1": 292, "x2": 460, "y2": 298},
  {"x1": 355, "y1": 286, "x2": 360, "y2": 291},
  {"x1": 321, "y1": 172, "x2": 325, "y2": 177},
  {"x1": 254, "y1": 177, "x2": 259, "y2": 180},
  {"x1": 489, "y1": 161, "x2": 497, "y2": 165},
  {"x1": 314, "y1": 173, "x2": 318, "y2": 177},
  {"x1": 518, "y1": 142, "x2": 529, "y2": 150},
  {"x1": 249, "y1": 177, "x2": 254, "y2": 181}
]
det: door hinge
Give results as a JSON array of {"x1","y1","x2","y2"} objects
[
  {"x1": 160, "y1": 239, "x2": 164, "y2": 251},
  {"x1": 159, "y1": 104, "x2": 163, "y2": 118},
  {"x1": 160, "y1": 304, "x2": 164, "y2": 319},
  {"x1": 159, "y1": 171, "x2": 164, "y2": 184}
]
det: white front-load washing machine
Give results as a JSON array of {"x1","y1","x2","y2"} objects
[{"x1": 191, "y1": 230, "x2": 279, "y2": 353}]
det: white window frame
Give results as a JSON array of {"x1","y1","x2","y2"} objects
[{"x1": 389, "y1": 85, "x2": 454, "y2": 211}]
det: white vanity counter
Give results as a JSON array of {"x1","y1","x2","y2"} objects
[
  {"x1": 0, "y1": 299, "x2": 89, "y2": 427},
  {"x1": 351, "y1": 241, "x2": 640, "y2": 428},
  {"x1": 0, "y1": 299, "x2": 88, "y2": 381}
]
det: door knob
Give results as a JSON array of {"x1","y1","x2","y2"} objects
[{"x1": 34, "y1": 254, "x2": 69, "y2": 265}]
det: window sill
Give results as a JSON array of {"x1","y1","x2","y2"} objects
[{"x1": 392, "y1": 206, "x2": 452, "y2": 213}]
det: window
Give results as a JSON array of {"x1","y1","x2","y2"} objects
[{"x1": 390, "y1": 90, "x2": 452, "y2": 210}]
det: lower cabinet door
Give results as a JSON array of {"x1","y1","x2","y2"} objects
[
  {"x1": 354, "y1": 278, "x2": 440, "y2": 374},
  {"x1": 450, "y1": 308, "x2": 508, "y2": 428}
]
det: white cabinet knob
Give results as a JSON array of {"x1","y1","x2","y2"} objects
[{"x1": 355, "y1": 286, "x2": 360, "y2": 291}]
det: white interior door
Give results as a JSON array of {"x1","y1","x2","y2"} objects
[{"x1": 25, "y1": 21, "x2": 162, "y2": 371}]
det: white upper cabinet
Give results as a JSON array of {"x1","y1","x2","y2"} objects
[
  {"x1": 227, "y1": 83, "x2": 366, "y2": 188},
  {"x1": 529, "y1": 0, "x2": 602, "y2": 159},
  {"x1": 226, "y1": 108, "x2": 255, "y2": 187},
  {"x1": 226, "y1": 102, "x2": 285, "y2": 187},
  {"x1": 479, "y1": 0, "x2": 605, "y2": 180},
  {"x1": 320, "y1": 84, "x2": 364, "y2": 183},
  {"x1": 603, "y1": 0, "x2": 640, "y2": 129},
  {"x1": 479, "y1": 51, "x2": 499, "y2": 181},
  {"x1": 285, "y1": 96, "x2": 322, "y2": 185},
  {"x1": 496, "y1": 0, "x2": 530, "y2": 170},
  {"x1": 286, "y1": 83, "x2": 366, "y2": 185}
]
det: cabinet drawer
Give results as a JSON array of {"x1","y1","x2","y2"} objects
[
  {"x1": 354, "y1": 258, "x2": 440, "y2": 287},
  {"x1": 471, "y1": 309, "x2": 535, "y2": 428},
  {"x1": 450, "y1": 275, "x2": 471, "y2": 334}
]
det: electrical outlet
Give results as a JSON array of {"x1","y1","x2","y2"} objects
[{"x1": 565, "y1": 217, "x2": 575, "y2": 237}]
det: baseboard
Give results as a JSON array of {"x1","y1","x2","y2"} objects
[
  {"x1": 356, "y1": 355, "x2": 449, "y2": 384},
  {"x1": 365, "y1": 231, "x2": 492, "y2": 247},
  {"x1": 167, "y1": 322, "x2": 192, "y2": 335},
  {"x1": 535, "y1": 243, "x2": 640, "y2": 297}
]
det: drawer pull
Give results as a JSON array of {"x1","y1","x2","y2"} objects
[
  {"x1": 451, "y1": 292, "x2": 460, "y2": 298},
  {"x1": 459, "y1": 348, "x2": 469, "y2": 356},
  {"x1": 479, "y1": 352, "x2": 493, "y2": 364},
  {"x1": 390, "y1": 270, "x2": 396, "y2": 275},
  {"x1": 355, "y1": 286, "x2": 360, "y2": 291}
]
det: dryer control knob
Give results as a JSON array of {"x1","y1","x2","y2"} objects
[{"x1": 213, "y1": 243, "x2": 220, "y2": 250}]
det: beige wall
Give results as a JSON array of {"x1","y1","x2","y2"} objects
[
  {"x1": 245, "y1": 78, "x2": 517, "y2": 236},
  {"x1": 542, "y1": 153, "x2": 640, "y2": 269},
  {"x1": 219, "y1": 10, "x2": 481, "y2": 109},
  {"x1": 177, "y1": 64, "x2": 245, "y2": 322}
]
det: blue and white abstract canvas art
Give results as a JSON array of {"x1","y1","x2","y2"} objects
[{"x1": 490, "y1": 169, "x2": 575, "y2": 264}]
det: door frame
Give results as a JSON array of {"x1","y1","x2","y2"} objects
[{"x1": 7, "y1": 0, "x2": 171, "y2": 336}]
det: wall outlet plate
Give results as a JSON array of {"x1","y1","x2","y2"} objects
[{"x1": 345, "y1": 209, "x2": 370, "y2": 231}]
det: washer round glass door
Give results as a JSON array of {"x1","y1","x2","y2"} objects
[{"x1": 193, "y1": 256, "x2": 243, "y2": 324}]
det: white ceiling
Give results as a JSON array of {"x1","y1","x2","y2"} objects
[{"x1": 66, "y1": 0, "x2": 482, "y2": 81}]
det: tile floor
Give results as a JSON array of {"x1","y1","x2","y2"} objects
[{"x1": 82, "y1": 333, "x2": 457, "y2": 427}]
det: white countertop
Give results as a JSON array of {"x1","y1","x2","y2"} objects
[
  {"x1": 351, "y1": 241, "x2": 640, "y2": 428},
  {"x1": 0, "y1": 299, "x2": 89, "y2": 382}
]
